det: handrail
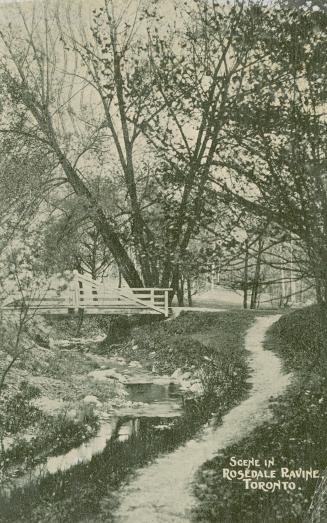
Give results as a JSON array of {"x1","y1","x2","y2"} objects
[
  {"x1": 129, "y1": 288, "x2": 173, "y2": 292},
  {"x1": 1, "y1": 273, "x2": 172, "y2": 317}
]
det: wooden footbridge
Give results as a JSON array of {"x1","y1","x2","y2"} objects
[{"x1": 2, "y1": 271, "x2": 171, "y2": 318}]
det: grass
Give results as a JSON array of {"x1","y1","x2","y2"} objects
[
  {"x1": 0, "y1": 381, "x2": 42, "y2": 434},
  {"x1": 0, "y1": 381, "x2": 99, "y2": 481},
  {"x1": 2, "y1": 411, "x2": 99, "y2": 469},
  {"x1": 105, "y1": 310, "x2": 255, "y2": 373},
  {"x1": 191, "y1": 305, "x2": 327, "y2": 523}
]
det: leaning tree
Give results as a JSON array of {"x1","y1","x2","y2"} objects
[{"x1": 0, "y1": 0, "x2": 275, "y2": 297}]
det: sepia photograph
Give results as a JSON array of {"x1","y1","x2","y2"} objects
[{"x1": 0, "y1": 0, "x2": 326, "y2": 521}]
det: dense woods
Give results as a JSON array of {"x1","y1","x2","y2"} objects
[{"x1": 0, "y1": 0, "x2": 325, "y2": 306}]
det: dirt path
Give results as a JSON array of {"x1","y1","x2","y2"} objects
[{"x1": 114, "y1": 315, "x2": 291, "y2": 523}]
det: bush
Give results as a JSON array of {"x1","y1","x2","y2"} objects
[
  {"x1": 107, "y1": 311, "x2": 255, "y2": 375},
  {"x1": 2, "y1": 410, "x2": 99, "y2": 468},
  {"x1": 0, "y1": 381, "x2": 42, "y2": 434},
  {"x1": 271, "y1": 306, "x2": 327, "y2": 372}
]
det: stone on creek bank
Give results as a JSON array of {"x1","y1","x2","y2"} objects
[
  {"x1": 2, "y1": 436, "x2": 14, "y2": 452},
  {"x1": 170, "y1": 368, "x2": 204, "y2": 395},
  {"x1": 88, "y1": 369, "x2": 128, "y2": 384},
  {"x1": 32, "y1": 397, "x2": 66, "y2": 414},
  {"x1": 49, "y1": 334, "x2": 106, "y2": 350},
  {"x1": 82, "y1": 395, "x2": 102, "y2": 407},
  {"x1": 128, "y1": 361, "x2": 143, "y2": 369}
]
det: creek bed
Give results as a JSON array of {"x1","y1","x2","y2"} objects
[{"x1": 0, "y1": 370, "x2": 198, "y2": 522}]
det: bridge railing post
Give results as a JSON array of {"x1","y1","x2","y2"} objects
[
  {"x1": 150, "y1": 289, "x2": 155, "y2": 308},
  {"x1": 164, "y1": 290, "x2": 169, "y2": 317}
]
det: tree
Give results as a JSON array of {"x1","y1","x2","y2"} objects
[
  {"x1": 0, "y1": 4, "x2": 143, "y2": 287},
  {"x1": 0, "y1": 237, "x2": 50, "y2": 395},
  {"x1": 0, "y1": 0, "x2": 272, "y2": 297},
  {"x1": 0, "y1": 88, "x2": 58, "y2": 255},
  {"x1": 213, "y1": 3, "x2": 327, "y2": 305},
  {"x1": 126, "y1": 0, "x2": 271, "y2": 294},
  {"x1": 42, "y1": 201, "x2": 114, "y2": 279},
  {"x1": 2, "y1": 0, "x2": 324, "y2": 304}
]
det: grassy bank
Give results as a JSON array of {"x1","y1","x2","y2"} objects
[
  {"x1": 101, "y1": 311, "x2": 256, "y2": 411},
  {"x1": 0, "y1": 381, "x2": 98, "y2": 469},
  {"x1": 192, "y1": 305, "x2": 327, "y2": 523},
  {"x1": 0, "y1": 311, "x2": 255, "y2": 522}
]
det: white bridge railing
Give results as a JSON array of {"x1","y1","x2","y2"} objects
[
  {"x1": 70, "y1": 272, "x2": 171, "y2": 317},
  {"x1": 1, "y1": 271, "x2": 172, "y2": 318}
]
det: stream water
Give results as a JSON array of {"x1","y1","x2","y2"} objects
[
  {"x1": 0, "y1": 380, "x2": 184, "y2": 494},
  {"x1": 0, "y1": 377, "x2": 193, "y2": 521},
  {"x1": 0, "y1": 315, "x2": 291, "y2": 523}
]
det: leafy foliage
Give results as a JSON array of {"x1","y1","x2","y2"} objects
[
  {"x1": 109, "y1": 311, "x2": 253, "y2": 376},
  {"x1": 0, "y1": 381, "x2": 41, "y2": 434},
  {"x1": 2, "y1": 411, "x2": 99, "y2": 469}
]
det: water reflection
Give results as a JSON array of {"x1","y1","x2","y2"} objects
[
  {"x1": 1, "y1": 421, "x2": 117, "y2": 498},
  {"x1": 117, "y1": 419, "x2": 140, "y2": 442},
  {"x1": 46, "y1": 421, "x2": 117, "y2": 474},
  {"x1": 125, "y1": 383, "x2": 181, "y2": 404},
  {"x1": 0, "y1": 404, "x2": 204, "y2": 522},
  {"x1": 0, "y1": 382, "x2": 184, "y2": 504},
  {"x1": 0, "y1": 357, "x2": 206, "y2": 523}
]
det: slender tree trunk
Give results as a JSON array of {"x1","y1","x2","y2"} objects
[
  {"x1": 75, "y1": 257, "x2": 84, "y2": 274},
  {"x1": 0, "y1": 320, "x2": 24, "y2": 395},
  {"x1": 177, "y1": 277, "x2": 185, "y2": 307},
  {"x1": 76, "y1": 308, "x2": 84, "y2": 336},
  {"x1": 110, "y1": 37, "x2": 157, "y2": 287},
  {"x1": 187, "y1": 278, "x2": 193, "y2": 307},
  {"x1": 250, "y1": 238, "x2": 263, "y2": 309},
  {"x1": 168, "y1": 266, "x2": 180, "y2": 306},
  {"x1": 243, "y1": 239, "x2": 249, "y2": 309},
  {"x1": 91, "y1": 233, "x2": 98, "y2": 280}
]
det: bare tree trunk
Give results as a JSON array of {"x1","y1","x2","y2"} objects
[
  {"x1": 0, "y1": 316, "x2": 25, "y2": 396},
  {"x1": 177, "y1": 277, "x2": 184, "y2": 307},
  {"x1": 187, "y1": 278, "x2": 193, "y2": 307},
  {"x1": 250, "y1": 238, "x2": 263, "y2": 309},
  {"x1": 168, "y1": 266, "x2": 179, "y2": 306},
  {"x1": 243, "y1": 239, "x2": 249, "y2": 309},
  {"x1": 76, "y1": 308, "x2": 84, "y2": 336}
]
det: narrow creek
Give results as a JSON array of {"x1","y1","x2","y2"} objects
[
  {"x1": 0, "y1": 364, "x2": 195, "y2": 521},
  {"x1": 0, "y1": 315, "x2": 291, "y2": 522},
  {"x1": 0, "y1": 380, "x2": 184, "y2": 495}
]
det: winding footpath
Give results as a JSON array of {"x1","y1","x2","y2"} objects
[{"x1": 114, "y1": 315, "x2": 292, "y2": 523}]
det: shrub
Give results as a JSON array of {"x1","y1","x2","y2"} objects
[{"x1": 0, "y1": 381, "x2": 42, "y2": 434}]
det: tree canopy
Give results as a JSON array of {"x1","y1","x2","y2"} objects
[{"x1": 0, "y1": 0, "x2": 325, "y2": 305}]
